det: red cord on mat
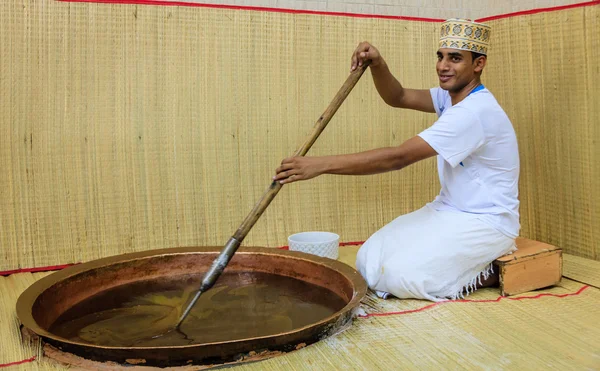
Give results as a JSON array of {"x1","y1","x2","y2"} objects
[
  {"x1": 0, "y1": 286, "x2": 591, "y2": 366},
  {"x1": 359, "y1": 285, "x2": 591, "y2": 319},
  {"x1": 278, "y1": 240, "x2": 364, "y2": 250},
  {"x1": 56, "y1": 0, "x2": 600, "y2": 23},
  {"x1": 0, "y1": 246, "x2": 590, "y2": 366},
  {"x1": 0, "y1": 243, "x2": 367, "y2": 276},
  {"x1": 0, "y1": 356, "x2": 36, "y2": 368},
  {"x1": 477, "y1": 0, "x2": 600, "y2": 22},
  {"x1": 56, "y1": 0, "x2": 445, "y2": 22},
  {"x1": 0, "y1": 242, "x2": 364, "y2": 275},
  {"x1": 0, "y1": 263, "x2": 77, "y2": 277}
]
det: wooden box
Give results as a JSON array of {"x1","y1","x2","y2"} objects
[{"x1": 494, "y1": 237, "x2": 562, "y2": 296}]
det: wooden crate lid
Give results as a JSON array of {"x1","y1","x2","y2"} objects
[{"x1": 495, "y1": 237, "x2": 561, "y2": 263}]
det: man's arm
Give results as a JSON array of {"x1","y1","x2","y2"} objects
[
  {"x1": 352, "y1": 42, "x2": 435, "y2": 113},
  {"x1": 274, "y1": 136, "x2": 437, "y2": 184}
]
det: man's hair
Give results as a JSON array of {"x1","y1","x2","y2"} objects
[{"x1": 471, "y1": 51, "x2": 485, "y2": 62}]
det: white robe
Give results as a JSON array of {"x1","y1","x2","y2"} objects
[{"x1": 356, "y1": 205, "x2": 516, "y2": 301}]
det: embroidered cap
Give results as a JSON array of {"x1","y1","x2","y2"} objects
[{"x1": 439, "y1": 18, "x2": 491, "y2": 55}]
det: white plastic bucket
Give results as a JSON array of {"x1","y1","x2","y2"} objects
[{"x1": 288, "y1": 231, "x2": 340, "y2": 260}]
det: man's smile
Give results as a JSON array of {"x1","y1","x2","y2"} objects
[{"x1": 439, "y1": 74, "x2": 454, "y2": 82}]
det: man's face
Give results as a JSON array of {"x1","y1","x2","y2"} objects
[{"x1": 436, "y1": 49, "x2": 482, "y2": 92}]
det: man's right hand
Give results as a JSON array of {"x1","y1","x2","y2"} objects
[{"x1": 351, "y1": 42, "x2": 383, "y2": 71}]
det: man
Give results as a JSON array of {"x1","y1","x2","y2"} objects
[{"x1": 273, "y1": 19, "x2": 520, "y2": 301}]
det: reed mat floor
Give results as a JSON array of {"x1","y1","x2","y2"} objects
[{"x1": 1, "y1": 246, "x2": 599, "y2": 370}]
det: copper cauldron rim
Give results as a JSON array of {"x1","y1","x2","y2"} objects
[{"x1": 16, "y1": 246, "x2": 367, "y2": 362}]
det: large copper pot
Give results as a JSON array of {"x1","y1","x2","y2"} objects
[{"x1": 17, "y1": 246, "x2": 367, "y2": 367}]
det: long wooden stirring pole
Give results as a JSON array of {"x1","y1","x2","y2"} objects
[{"x1": 175, "y1": 63, "x2": 370, "y2": 329}]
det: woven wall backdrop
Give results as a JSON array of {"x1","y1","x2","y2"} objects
[
  {"x1": 0, "y1": 1, "x2": 598, "y2": 271},
  {"x1": 0, "y1": 0, "x2": 441, "y2": 270},
  {"x1": 484, "y1": 5, "x2": 600, "y2": 260}
]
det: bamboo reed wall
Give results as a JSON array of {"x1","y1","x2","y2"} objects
[
  {"x1": 0, "y1": 1, "x2": 598, "y2": 271},
  {"x1": 484, "y1": 6, "x2": 600, "y2": 260}
]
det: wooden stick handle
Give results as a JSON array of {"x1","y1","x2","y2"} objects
[
  {"x1": 233, "y1": 62, "x2": 370, "y2": 241},
  {"x1": 176, "y1": 64, "x2": 370, "y2": 327}
]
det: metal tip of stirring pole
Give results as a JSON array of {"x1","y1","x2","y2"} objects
[
  {"x1": 174, "y1": 237, "x2": 242, "y2": 329},
  {"x1": 176, "y1": 289, "x2": 204, "y2": 329}
]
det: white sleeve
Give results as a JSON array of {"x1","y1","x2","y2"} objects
[
  {"x1": 429, "y1": 87, "x2": 447, "y2": 117},
  {"x1": 418, "y1": 106, "x2": 485, "y2": 168}
]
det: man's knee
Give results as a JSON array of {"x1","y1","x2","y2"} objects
[{"x1": 355, "y1": 241, "x2": 384, "y2": 287}]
